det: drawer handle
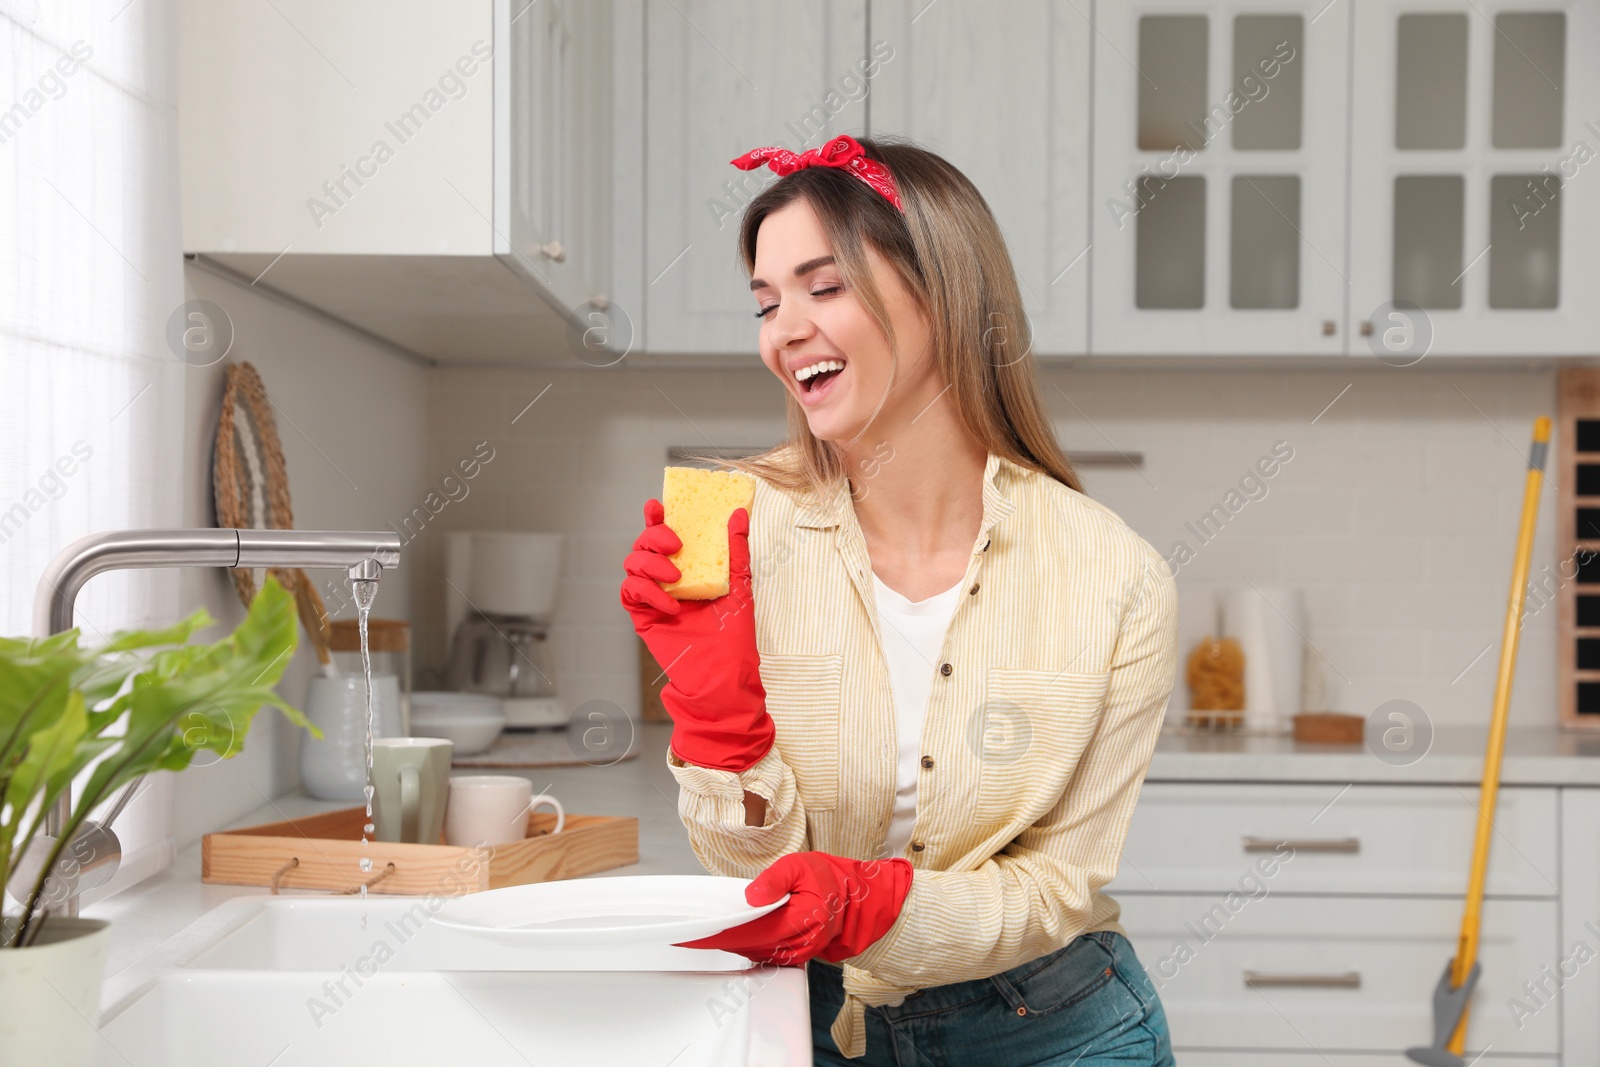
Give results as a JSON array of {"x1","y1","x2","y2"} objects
[
  {"x1": 1244, "y1": 970, "x2": 1361, "y2": 989},
  {"x1": 1242, "y1": 836, "x2": 1359, "y2": 854}
]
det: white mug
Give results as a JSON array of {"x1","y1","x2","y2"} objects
[{"x1": 445, "y1": 775, "x2": 565, "y2": 847}]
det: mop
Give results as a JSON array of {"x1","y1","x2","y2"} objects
[{"x1": 1405, "y1": 416, "x2": 1550, "y2": 1067}]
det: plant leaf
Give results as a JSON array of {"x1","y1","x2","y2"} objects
[
  {"x1": 77, "y1": 577, "x2": 301, "y2": 805},
  {"x1": 0, "y1": 645, "x2": 83, "y2": 781},
  {"x1": 0, "y1": 690, "x2": 88, "y2": 885},
  {"x1": 98, "y1": 610, "x2": 215, "y2": 654},
  {"x1": 2, "y1": 575, "x2": 309, "y2": 937}
]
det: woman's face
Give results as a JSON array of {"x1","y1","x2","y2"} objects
[{"x1": 750, "y1": 197, "x2": 935, "y2": 444}]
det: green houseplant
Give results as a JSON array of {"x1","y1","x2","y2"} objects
[{"x1": 0, "y1": 576, "x2": 316, "y2": 1063}]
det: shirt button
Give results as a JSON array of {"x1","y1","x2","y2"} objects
[
  {"x1": 968, "y1": 583, "x2": 979, "y2": 595},
  {"x1": 920, "y1": 755, "x2": 934, "y2": 769},
  {"x1": 911, "y1": 842, "x2": 925, "y2": 852},
  {"x1": 940, "y1": 663, "x2": 953, "y2": 677}
]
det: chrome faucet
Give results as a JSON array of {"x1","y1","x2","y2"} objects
[{"x1": 25, "y1": 528, "x2": 401, "y2": 916}]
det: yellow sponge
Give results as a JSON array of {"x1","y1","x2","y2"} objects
[{"x1": 661, "y1": 467, "x2": 756, "y2": 600}]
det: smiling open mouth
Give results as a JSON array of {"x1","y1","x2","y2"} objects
[{"x1": 795, "y1": 360, "x2": 845, "y2": 394}]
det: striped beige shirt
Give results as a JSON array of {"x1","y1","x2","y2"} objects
[{"x1": 666, "y1": 449, "x2": 1179, "y2": 1059}]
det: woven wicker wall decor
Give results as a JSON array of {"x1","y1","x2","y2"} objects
[{"x1": 213, "y1": 362, "x2": 331, "y2": 665}]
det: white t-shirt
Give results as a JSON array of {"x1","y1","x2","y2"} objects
[{"x1": 871, "y1": 571, "x2": 964, "y2": 858}]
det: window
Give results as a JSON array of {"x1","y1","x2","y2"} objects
[{"x1": 2, "y1": 2, "x2": 187, "y2": 899}]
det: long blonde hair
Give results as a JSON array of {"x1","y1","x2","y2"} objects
[{"x1": 694, "y1": 134, "x2": 1082, "y2": 503}]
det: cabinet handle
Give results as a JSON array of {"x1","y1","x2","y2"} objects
[
  {"x1": 540, "y1": 240, "x2": 566, "y2": 262},
  {"x1": 1242, "y1": 836, "x2": 1359, "y2": 853},
  {"x1": 1244, "y1": 970, "x2": 1361, "y2": 989},
  {"x1": 1360, "y1": 321, "x2": 1375, "y2": 337},
  {"x1": 1322, "y1": 320, "x2": 1336, "y2": 336}
]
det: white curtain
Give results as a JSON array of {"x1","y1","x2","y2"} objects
[{"x1": 1, "y1": 0, "x2": 186, "y2": 897}]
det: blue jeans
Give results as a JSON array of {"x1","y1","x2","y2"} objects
[{"x1": 807, "y1": 930, "x2": 1175, "y2": 1066}]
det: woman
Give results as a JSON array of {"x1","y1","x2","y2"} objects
[{"x1": 620, "y1": 134, "x2": 1179, "y2": 1065}]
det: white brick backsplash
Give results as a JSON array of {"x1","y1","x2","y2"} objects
[
  {"x1": 556, "y1": 577, "x2": 635, "y2": 626},
  {"x1": 1286, "y1": 537, "x2": 1426, "y2": 584},
  {"x1": 1353, "y1": 489, "x2": 1493, "y2": 538},
  {"x1": 421, "y1": 485, "x2": 507, "y2": 533},
  {"x1": 1292, "y1": 440, "x2": 1432, "y2": 489},
  {"x1": 1234, "y1": 489, "x2": 1357, "y2": 538},
  {"x1": 1165, "y1": 535, "x2": 1287, "y2": 582},
  {"x1": 425, "y1": 364, "x2": 1563, "y2": 727},
  {"x1": 561, "y1": 672, "x2": 640, "y2": 720},
  {"x1": 574, "y1": 625, "x2": 641, "y2": 677},
  {"x1": 429, "y1": 390, "x2": 505, "y2": 438},
  {"x1": 574, "y1": 531, "x2": 638, "y2": 580},
  {"x1": 1354, "y1": 582, "x2": 1479, "y2": 630},
  {"x1": 1335, "y1": 628, "x2": 1431, "y2": 674},
  {"x1": 492, "y1": 440, "x2": 582, "y2": 487},
  {"x1": 1426, "y1": 627, "x2": 1505, "y2": 681}
]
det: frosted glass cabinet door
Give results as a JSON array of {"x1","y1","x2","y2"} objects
[
  {"x1": 1090, "y1": 0, "x2": 1351, "y2": 355},
  {"x1": 870, "y1": 0, "x2": 1091, "y2": 356},
  {"x1": 1349, "y1": 0, "x2": 1600, "y2": 357},
  {"x1": 642, "y1": 0, "x2": 868, "y2": 355}
]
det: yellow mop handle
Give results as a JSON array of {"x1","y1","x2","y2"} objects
[{"x1": 1447, "y1": 415, "x2": 1550, "y2": 1055}]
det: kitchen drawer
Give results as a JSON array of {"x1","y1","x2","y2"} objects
[
  {"x1": 1109, "y1": 783, "x2": 1558, "y2": 898},
  {"x1": 1118, "y1": 894, "x2": 1558, "y2": 1055}
]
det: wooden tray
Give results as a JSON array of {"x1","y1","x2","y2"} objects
[{"x1": 202, "y1": 807, "x2": 638, "y2": 896}]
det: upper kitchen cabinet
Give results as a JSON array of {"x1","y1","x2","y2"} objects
[
  {"x1": 1090, "y1": 1, "x2": 1350, "y2": 356},
  {"x1": 640, "y1": 0, "x2": 869, "y2": 356},
  {"x1": 870, "y1": 1, "x2": 1091, "y2": 356},
  {"x1": 1349, "y1": 0, "x2": 1600, "y2": 358},
  {"x1": 178, "y1": 0, "x2": 613, "y2": 363},
  {"x1": 500, "y1": 0, "x2": 613, "y2": 318}
]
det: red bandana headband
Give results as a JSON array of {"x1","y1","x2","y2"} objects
[{"x1": 730, "y1": 133, "x2": 904, "y2": 213}]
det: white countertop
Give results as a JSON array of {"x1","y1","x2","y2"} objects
[
  {"x1": 1148, "y1": 723, "x2": 1600, "y2": 786},
  {"x1": 84, "y1": 719, "x2": 1600, "y2": 1005}
]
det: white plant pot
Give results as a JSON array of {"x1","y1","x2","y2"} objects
[{"x1": 0, "y1": 917, "x2": 110, "y2": 1067}]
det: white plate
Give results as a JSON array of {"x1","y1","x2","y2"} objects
[{"x1": 429, "y1": 875, "x2": 789, "y2": 947}]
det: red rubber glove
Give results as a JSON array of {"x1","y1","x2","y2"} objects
[
  {"x1": 620, "y1": 499, "x2": 774, "y2": 772},
  {"x1": 672, "y1": 852, "x2": 914, "y2": 966}
]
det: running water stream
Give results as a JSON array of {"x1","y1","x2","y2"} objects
[{"x1": 351, "y1": 576, "x2": 379, "y2": 898}]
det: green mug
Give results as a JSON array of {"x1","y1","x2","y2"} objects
[{"x1": 372, "y1": 737, "x2": 453, "y2": 844}]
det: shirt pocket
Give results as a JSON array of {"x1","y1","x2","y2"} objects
[
  {"x1": 761, "y1": 652, "x2": 844, "y2": 813},
  {"x1": 973, "y1": 668, "x2": 1110, "y2": 824}
]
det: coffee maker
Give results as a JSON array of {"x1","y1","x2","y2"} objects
[{"x1": 444, "y1": 531, "x2": 565, "y2": 728}]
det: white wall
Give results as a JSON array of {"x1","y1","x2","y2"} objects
[
  {"x1": 423, "y1": 362, "x2": 1563, "y2": 734},
  {"x1": 413, "y1": 366, "x2": 789, "y2": 715},
  {"x1": 170, "y1": 262, "x2": 429, "y2": 848}
]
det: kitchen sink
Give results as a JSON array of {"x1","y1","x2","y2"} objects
[{"x1": 95, "y1": 897, "x2": 811, "y2": 1066}]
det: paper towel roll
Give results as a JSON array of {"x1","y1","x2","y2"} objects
[{"x1": 1219, "y1": 585, "x2": 1305, "y2": 732}]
